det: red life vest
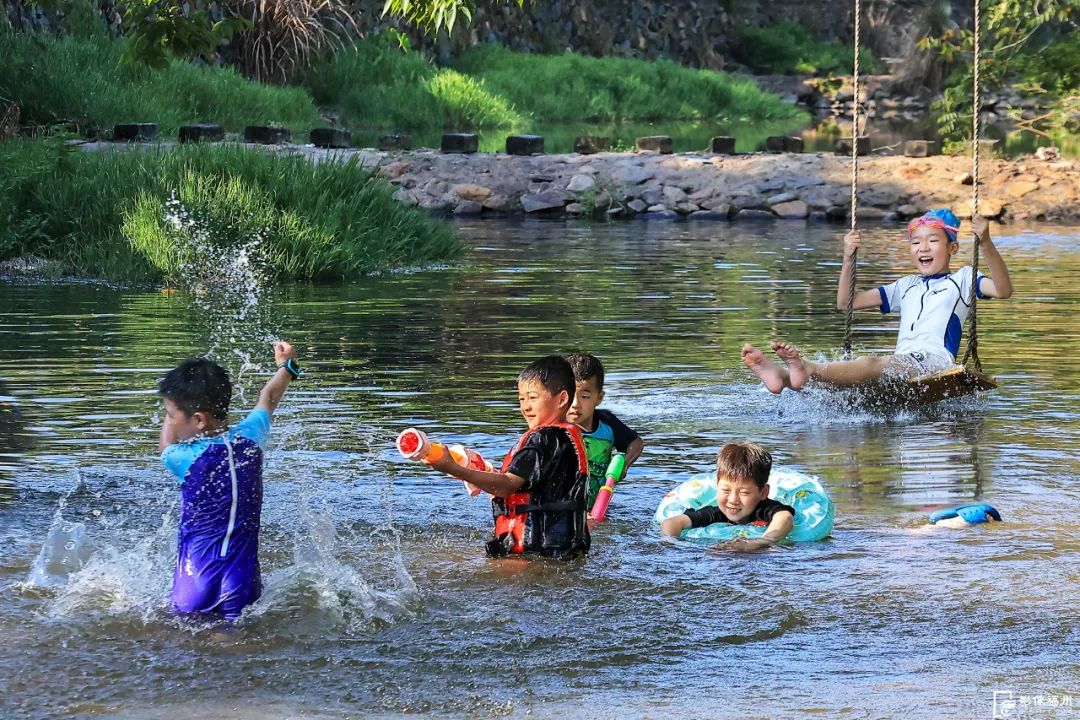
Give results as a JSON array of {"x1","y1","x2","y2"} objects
[{"x1": 488, "y1": 421, "x2": 590, "y2": 558}]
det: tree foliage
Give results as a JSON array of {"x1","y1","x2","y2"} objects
[
  {"x1": 920, "y1": 0, "x2": 1079, "y2": 144},
  {"x1": 119, "y1": 0, "x2": 249, "y2": 69},
  {"x1": 380, "y1": 0, "x2": 522, "y2": 35}
]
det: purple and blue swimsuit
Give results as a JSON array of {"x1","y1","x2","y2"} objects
[{"x1": 161, "y1": 409, "x2": 270, "y2": 621}]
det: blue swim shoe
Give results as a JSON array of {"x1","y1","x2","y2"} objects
[{"x1": 928, "y1": 503, "x2": 1002, "y2": 525}]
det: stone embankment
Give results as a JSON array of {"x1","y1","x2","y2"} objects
[
  {"x1": 75, "y1": 140, "x2": 1079, "y2": 223},
  {"x1": 376, "y1": 148, "x2": 1079, "y2": 224}
]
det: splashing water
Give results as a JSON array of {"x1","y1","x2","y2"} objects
[
  {"x1": 25, "y1": 477, "x2": 95, "y2": 590},
  {"x1": 255, "y1": 486, "x2": 419, "y2": 633},
  {"x1": 22, "y1": 473, "x2": 176, "y2": 622},
  {"x1": 163, "y1": 195, "x2": 276, "y2": 360}
]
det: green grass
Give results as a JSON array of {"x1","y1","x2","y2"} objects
[
  {"x1": 304, "y1": 37, "x2": 807, "y2": 131},
  {"x1": 0, "y1": 139, "x2": 461, "y2": 281},
  {"x1": 303, "y1": 36, "x2": 522, "y2": 131},
  {"x1": 731, "y1": 22, "x2": 878, "y2": 76},
  {"x1": 0, "y1": 32, "x2": 320, "y2": 136},
  {"x1": 454, "y1": 44, "x2": 808, "y2": 124}
]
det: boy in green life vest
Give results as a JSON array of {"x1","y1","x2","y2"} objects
[{"x1": 564, "y1": 353, "x2": 644, "y2": 521}]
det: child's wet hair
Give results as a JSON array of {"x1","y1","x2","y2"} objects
[
  {"x1": 564, "y1": 352, "x2": 605, "y2": 389},
  {"x1": 716, "y1": 442, "x2": 773, "y2": 488},
  {"x1": 158, "y1": 358, "x2": 232, "y2": 420},
  {"x1": 518, "y1": 355, "x2": 576, "y2": 403}
]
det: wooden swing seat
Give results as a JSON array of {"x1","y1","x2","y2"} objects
[{"x1": 857, "y1": 365, "x2": 997, "y2": 408}]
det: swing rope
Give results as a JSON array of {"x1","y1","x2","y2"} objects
[
  {"x1": 841, "y1": 0, "x2": 862, "y2": 358},
  {"x1": 961, "y1": 0, "x2": 984, "y2": 372}
]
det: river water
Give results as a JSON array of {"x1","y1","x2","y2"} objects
[{"x1": 1, "y1": 218, "x2": 1078, "y2": 719}]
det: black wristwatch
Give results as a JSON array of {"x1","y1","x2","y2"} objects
[{"x1": 277, "y1": 358, "x2": 302, "y2": 380}]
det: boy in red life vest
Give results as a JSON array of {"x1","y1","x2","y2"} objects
[{"x1": 425, "y1": 355, "x2": 591, "y2": 559}]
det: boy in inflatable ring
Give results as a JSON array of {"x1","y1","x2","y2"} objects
[
  {"x1": 742, "y1": 210, "x2": 1013, "y2": 392},
  {"x1": 660, "y1": 442, "x2": 794, "y2": 551}
]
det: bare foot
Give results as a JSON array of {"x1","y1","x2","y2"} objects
[
  {"x1": 772, "y1": 342, "x2": 808, "y2": 391},
  {"x1": 742, "y1": 343, "x2": 789, "y2": 394}
]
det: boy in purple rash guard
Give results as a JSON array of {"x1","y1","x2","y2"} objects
[{"x1": 157, "y1": 342, "x2": 301, "y2": 622}]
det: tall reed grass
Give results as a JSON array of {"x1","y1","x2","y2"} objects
[
  {"x1": 304, "y1": 37, "x2": 806, "y2": 131},
  {"x1": 0, "y1": 140, "x2": 460, "y2": 280},
  {"x1": 454, "y1": 45, "x2": 809, "y2": 124},
  {"x1": 303, "y1": 36, "x2": 522, "y2": 131},
  {"x1": 0, "y1": 32, "x2": 320, "y2": 136}
]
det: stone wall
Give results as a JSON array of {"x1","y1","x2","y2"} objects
[
  {"x1": 4, "y1": 0, "x2": 937, "y2": 73},
  {"x1": 357, "y1": 0, "x2": 937, "y2": 71}
]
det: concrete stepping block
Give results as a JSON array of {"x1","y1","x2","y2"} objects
[
  {"x1": 179, "y1": 124, "x2": 223, "y2": 143},
  {"x1": 765, "y1": 136, "x2": 803, "y2": 153},
  {"x1": 709, "y1": 136, "x2": 736, "y2": 154},
  {"x1": 310, "y1": 128, "x2": 351, "y2": 148},
  {"x1": 113, "y1": 123, "x2": 158, "y2": 142},
  {"x1": 636, "y1": 135, "x2": 673, "y2": 154},
  {"x1": 245, "y1": 126, "x2": 290, "y2": 144},
  {"x1": 574, "y1": 136, "x2": 610, "y2": 154},
  {"x1": 441, "y1": 132, "x2": 478, "y2": 154},
  {"x1": 378, "y1": 134, "x2": 411, "y2": 151},
  {"x1": 507, "y1": 134, "x2": 544, "y2": 155},
  {"x1": 835, "y1": 136, "x2": 871, "y2": 156},
  {"x1": 904, "y1": 139, "x2": 939, "y2": 157}
]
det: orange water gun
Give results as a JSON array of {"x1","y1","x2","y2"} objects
[{"x1": 396, "y1": 428, "x2": 492, "y2": 496}]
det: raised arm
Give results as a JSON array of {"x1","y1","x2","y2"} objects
[
  {"x1": 970, "y1": 216, "x2": 1013, "y2": 299},
  {"x1": 836, "y1": 229, "x2": 885, "y2": 311},
  {"x1": 255, "y1": 341, "x2": 299, "y2": 416}
]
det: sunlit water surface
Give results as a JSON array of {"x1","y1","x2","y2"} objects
[{"x1": 1, "y1": 219, "x2": 1078, "y2": 719}]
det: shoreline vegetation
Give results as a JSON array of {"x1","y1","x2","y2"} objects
[
  {"x1": 2, "y1": 10, "x2": 1074, "y2": 282},
  {"x1": 1, "y1": 32, "x2": 809, "y2": 138},
  {"x1": 0, "y1": 29, "x2": 810, "y2": 281},
  {"x1": 0, "y1": 140, "x2": 460, "y2": 281}
]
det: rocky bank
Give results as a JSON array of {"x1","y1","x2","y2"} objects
[
  {"x1": 76, "y1": 141, "x2": 1080, "y2": 224},
  {"x1": 373, "y1": 148, "x2": 1079, "y2": 224}
]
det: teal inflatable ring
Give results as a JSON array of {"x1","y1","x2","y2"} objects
[{"x1": 654, "y1": 468, "x2": 835, "y2": 542}]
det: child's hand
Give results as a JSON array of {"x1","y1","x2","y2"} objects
[
  {"x1": 970, "y1": 216, "x2": 991, "y2": 245},
  {"x1": 273, "y1": 341, "x2": 296, "y2": 365},
  {"x1": 843, "y1": 229, "x2": 862, "y2": 259},
  {"x1": 714, "y1": 537, "x2": 773, "y2": 553}
]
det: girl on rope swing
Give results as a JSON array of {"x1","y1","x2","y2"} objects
[{"x1": 742, "y1": 209, "x2": 1013, "y2": 393}]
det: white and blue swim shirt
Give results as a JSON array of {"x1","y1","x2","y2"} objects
[{"x1": 878, "y1": 265, "x2": 989, "y2": 364}]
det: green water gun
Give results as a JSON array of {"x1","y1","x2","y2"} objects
[{"x1": 589, "y1": 452, "x2": 626, "y2": 522}]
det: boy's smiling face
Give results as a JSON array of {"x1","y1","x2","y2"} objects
[
  {"x1": 518, "y1": 379, "x2": 570, "y2": 429},
  {"x1": 716, "y1": 475, "x2": 769, "y2": 523},
  {"x1": 909, "y1": 224, "x2": 958, "y2": 276},
  {"x1": 566, "y1": 376, "x2": 604, "y2": 431}
]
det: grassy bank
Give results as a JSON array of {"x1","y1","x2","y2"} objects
[
  {"x1": 305, "y1": 37, "x2": 808, "y2": 132},
  {"x1": 303, "y1": 36, "x2": 523, "y2": 131},
  {"x1": 454, "y1": 44, "x2": 807, "y2": 124},
  {"x1": 2, "y1": 28, "x2": 806, "y2": 138},
  {"x1": 0, "y1": 32, "x2": 320, "y2": 136},
  {"x1": 0, "y1": 140, "x2": 460, "y2": 281}
]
